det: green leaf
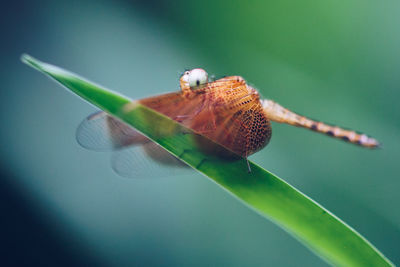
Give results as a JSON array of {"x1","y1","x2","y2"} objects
[{"x1": 22, "y1": 54, "x2": 393, "y2": 267}]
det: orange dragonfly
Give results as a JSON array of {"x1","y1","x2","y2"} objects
[{"x1": 77, "y1": 68, "x2": 380, "y2": 177}]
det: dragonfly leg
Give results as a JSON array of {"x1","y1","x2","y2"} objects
[
  {"x1": 174, "y1": 115, "x2": 191, "y2": 123},
  {"x1": 196, "y1": 158, "x2": 207, "y2": 170},
  {"x1": 246, "y1": 157, "x2": 251, "y2": 173},
  {"x1": 178, "y1": 149, "x2": 191, "y2": 158}
]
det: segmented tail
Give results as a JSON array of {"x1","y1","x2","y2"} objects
[{"x1": 261, "y1": 99, "x2": 380, "y2": 148}]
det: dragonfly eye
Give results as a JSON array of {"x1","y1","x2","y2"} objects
[{"x1": 188, "y1": 68, "x2": 208, "y2": 88}]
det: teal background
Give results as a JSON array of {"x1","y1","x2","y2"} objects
[{"x1": 1, "y1": 0, "x2": 399, "y2": 266}]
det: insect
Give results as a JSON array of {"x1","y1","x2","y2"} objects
[{"x1": 77, "y1": 68, "x2": 380, "y2": 177}]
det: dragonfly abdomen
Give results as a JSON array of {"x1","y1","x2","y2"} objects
[
  {"x1": 309, "y1": 121, "x2": 379, "y2": 148},
  {"x1": 261, "y1": 99, "x2": 380, "y2": 148}
]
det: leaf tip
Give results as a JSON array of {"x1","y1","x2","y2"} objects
[
  {"x1": 21, "y1": 54, "x2": 42, "y2": 71},
  {"x1": 21, "y1": 53, "x2": 33, "y2": 64}
]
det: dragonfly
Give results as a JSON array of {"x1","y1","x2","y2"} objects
[{"x1": 77, "y1": 68, "x2": 380, "y2": 177}]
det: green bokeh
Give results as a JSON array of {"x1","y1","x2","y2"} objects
[{"x1": 1, "y1": 0, "x2": 399, "y2": 266}]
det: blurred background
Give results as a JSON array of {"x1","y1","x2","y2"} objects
[{"x1": 1, "y1": 0, "x2": 399, "y2": 266}]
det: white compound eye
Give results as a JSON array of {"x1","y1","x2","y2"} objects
[
  {"x1": 188, "y1": 68, "x2": 208, "y2": 87},
  {"x1": 181, "y1": 71, "x2": 190, "y2": 83}
]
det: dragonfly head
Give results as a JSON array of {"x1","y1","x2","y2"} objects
[{"x1": 180, "y1": 68, "x2": 208, "y2": 92}]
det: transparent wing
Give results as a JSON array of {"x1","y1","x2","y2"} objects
[
  {"x1": 111, "y1": 141, "x2": 190, "y2": 178},
  {"x1": 77, "y1": 111, "x2": 190, "y2": 178},
  {"x1": 76, "y1": 111, "x2": 148, "y2": 151}
]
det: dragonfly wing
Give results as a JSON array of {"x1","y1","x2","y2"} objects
[
  {"x1": 111, "y1": 141, "x2": 190, "y2": 178},
  {"x1": 139, "y1": 92, "x2": 208, "y2": 126},
  {"x1": 76, "y1": 111, "x2": 149, "y2": 151}
]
